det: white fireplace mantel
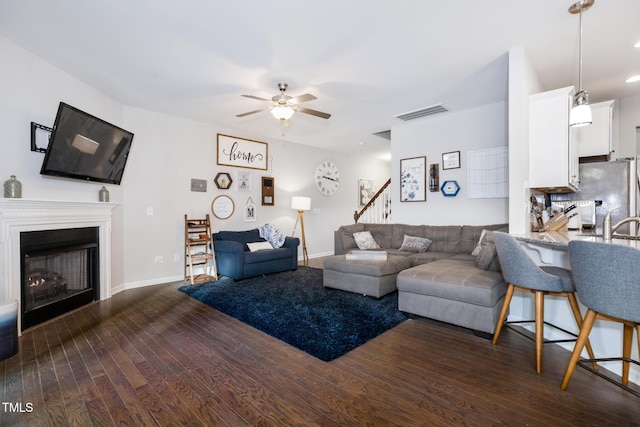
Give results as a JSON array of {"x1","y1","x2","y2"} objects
[{"x1": 0, "y1": 199, "x2": 117, "y2": 331}]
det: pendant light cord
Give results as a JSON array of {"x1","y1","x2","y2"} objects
[{"x1": 578, "y1": 1, "x2": 583, "y2": 93}]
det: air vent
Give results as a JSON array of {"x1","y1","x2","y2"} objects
[
  {"x1": 394, "y1": 104, "x2": 448, "y2": 121},
  {"x1": 373, "y1": 130, "x2": 391, "y2": 140}
]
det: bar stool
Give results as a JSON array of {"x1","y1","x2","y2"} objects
[
  {"x1": 492, "y1": 232, "x2": 596, "y2": 374},
  {"x1": 562, "y1": 240, "x2": 640, "y2": 396},
  {"x1": 0, "y1": 299, "x2": 18, "y2": 361}
]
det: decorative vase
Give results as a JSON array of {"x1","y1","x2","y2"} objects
[
  {"x1": 99, "y1": 186, "x2": 109, "y2": 202},
  {"x1": 4, "y1": 175, "x2": 22, "y2": 198}
]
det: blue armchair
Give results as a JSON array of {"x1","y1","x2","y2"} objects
[{"x1": 212, "y1": 229, "x2": 300, "y2": 280}]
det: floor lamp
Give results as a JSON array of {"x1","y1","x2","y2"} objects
[{"x1": 291, "y1": 196, "x2": 311, "y2": 266}]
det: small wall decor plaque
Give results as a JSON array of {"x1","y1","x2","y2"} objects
[
  {"x1": 191, "y1": 178, "x2": 207, "y2": 192},
  {"x1": 442, "y1": 151, "x2": 461, "y2": 170},
  {"x1": 214, "y1": 172, "x2": 233, "y2": 190}
]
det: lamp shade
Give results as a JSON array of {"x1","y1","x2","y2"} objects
[
  {"x1": 291, "y1": 196, "x2": 311, "y2": 211},
  {"x1": 271, "y1": 105, "x2": 295, "y2": 120},
  {"x1": 569, "y1": 104, "x2": 592, "y2": 128}
]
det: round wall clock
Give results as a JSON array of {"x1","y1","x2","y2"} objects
[
  {"x1": 315, "y1": 160, "x2": 340, "y2": 196},
  {"x1": 211, "y1": 195, "x2": 235, "y2": 219}
]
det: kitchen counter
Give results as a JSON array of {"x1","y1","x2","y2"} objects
[
  {"x1": 512, "y1": 230, "x2": 640, "y2": 249},
  {"x1": 507, "y1": 229, "x2": 640, "y2": 387}
]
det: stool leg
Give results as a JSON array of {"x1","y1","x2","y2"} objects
[
  {"x1": 566, "y1": 293, "x2": 598, "y2": 371},
  {"x1": 535, "y1": 291, "x2": 544, "y2": 374},
  {"x1": 561, "y1": 309, "x2": 597, "y2": 391},
  {"x1": 622, "y1": 323, "x2": 633, "y2": 386},
  {"x1": 492, "y1": 284, "x2": 515, "y2": 345}
]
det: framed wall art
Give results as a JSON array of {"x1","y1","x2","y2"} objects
[
  {"x1": 211, "y1": 195, "x2": 235, "y2": 220},
  {"x1": 358, "y1": 179, "x2": 375, "y2": 206},
  {"x1": 442, "y1": 151, "x2": 461, "y2": 170},
  {"x1": 217, "y1": 134, "x2": 268, "y2": 170},
  {"x1": 243, "y1": 197, "x2": 257, "y2": 222},
  {"x1": 400, "y1": 156, "x2": 426, "y2": 202},
  {"x1": 237, "y1": 171, "x2": 252, "y2": 192}
]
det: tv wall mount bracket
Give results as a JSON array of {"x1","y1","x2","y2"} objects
[{"x1": 30, "y1": 122, "x2": 52, "y2": 153}]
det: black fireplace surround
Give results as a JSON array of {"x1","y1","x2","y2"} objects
[{"x1": 20, "y1": 227, "x2": 99, "y2": 330}]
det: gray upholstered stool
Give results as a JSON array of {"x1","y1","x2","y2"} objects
[
  {"x1": 0, "y1": 299, "x2": 18, "y2": 361},
  {"x1": 562, "y1": 241, "x2": 640, "y2": 397},
  {"x1": 323, "y1": 254, "x2": 410, "y2": 298},
  {"x1": 492, "y1": 232, "x2": 596, "y2": 374}
]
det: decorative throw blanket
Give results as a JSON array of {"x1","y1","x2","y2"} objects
[{"x1": 259, "y1": 223, "x2": 286, "y2": 248}]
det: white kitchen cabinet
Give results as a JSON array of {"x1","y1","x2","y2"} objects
[
  {"x1": 575, "y1": 100, "x2": 614, "y2": 158},
  {"x1": 529, "y1": 86, "x2": 579, "y2": 193}
]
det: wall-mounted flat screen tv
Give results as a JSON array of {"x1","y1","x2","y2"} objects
[{"x1": 40, "y1": 102, "x2": 134, "y2": 185}]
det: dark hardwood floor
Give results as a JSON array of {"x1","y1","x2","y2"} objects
[{"x1": 2, "y1": 263, "x2": 640, "y2": 426}]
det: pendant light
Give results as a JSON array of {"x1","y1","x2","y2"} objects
[{"x1": 569, "y1": 0, "x2": 594, "y2": 128}]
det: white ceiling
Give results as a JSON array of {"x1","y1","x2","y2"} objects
[{"x1": 1, "y1": 1, "x2": 639, "y2": 160}]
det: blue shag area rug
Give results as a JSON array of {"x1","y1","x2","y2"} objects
[{"x1": 178, "y1": 267, "x2": 408, "y2": 361}]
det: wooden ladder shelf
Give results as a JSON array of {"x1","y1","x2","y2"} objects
[{"x1": 184, "y1": 214, "x2": 218, "y2": 284}]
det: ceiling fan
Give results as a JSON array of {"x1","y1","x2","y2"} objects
[{"x1": 236, "y1": 83, "x2": 331, "y2": 121}]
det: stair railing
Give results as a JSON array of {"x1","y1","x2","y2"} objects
[{"x1": 354, "y1": 178, "x2": 391, "y2": 224}]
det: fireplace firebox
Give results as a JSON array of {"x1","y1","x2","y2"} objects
[{"x1": 20, "y1": 227, "x2": 99, "y2": 330}]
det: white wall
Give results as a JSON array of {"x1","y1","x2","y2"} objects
[
  {"x1": 390, "y1": 101, "x2": 509, "y2": 226},
  {"x1": 0, "y1": 35, "x2": 389, "y2": 291},
  {"x1": 122, "y1": 107, "x2": 389, "y2": 287},
  {"x1": 0, "y1": 36, "x2": 128, "y2": 290}
]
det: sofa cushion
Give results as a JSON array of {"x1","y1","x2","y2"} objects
[
  {"x1": 423, "y1": 226, "x2": 461, "y2": 253},
  {"x1": 244, "y1": 247, "x2": 292, "y2": 264},
  {"x1": 399, "y1": 235, "x2": 432, "y2": 253},
  {"x1": 407, "y1": 251, "x2": 458, "y2": 267},
  {"x1": 391, "y1": 224, "x2": 425, "y2": 248},
  {"x1": 353, "y1": 231, "x2": 380, "y2": 250},
  {"x1": 364, "y1": 224, "x2": 393, "y2": 249},
  {"x1": 397, "y1": 259, "x2": 505, "y2": 307},
  {"x1": 214, "y1": 229, "x2": 264, "y2": 250},
  {"x1": 323, "y1": 255, "x2": 411, "y2": 277},
  {"x1": 337, "y1": 223, "x2": 365, "y2": 251}
]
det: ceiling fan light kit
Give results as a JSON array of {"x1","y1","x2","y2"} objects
[
  {"x1": 568, "y1": 0, "x2": 594, "y2": 128},
  {"x1": 271, "y1": 105, "x2": 294, "y2": 120},
  {"x1": 237, "y1": 82, "x2": 331, "y2": 123}
]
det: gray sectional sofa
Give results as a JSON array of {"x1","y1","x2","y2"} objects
[{"x1": 331, "y1": 222, "x2": 508, "y2": 336}]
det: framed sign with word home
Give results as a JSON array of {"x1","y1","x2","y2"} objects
[{"x1": 217, "y1": 134, "x2": 268, "y2": 170}]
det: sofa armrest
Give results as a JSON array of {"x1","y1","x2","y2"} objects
[{"x1": 282, "y1": 236, "x2": 300, "y2": 250}]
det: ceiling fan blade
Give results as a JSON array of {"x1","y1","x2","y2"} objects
[
  {"x1": 296, "y1": 106, "x2": 331, "y2": 119},
  {"x1": 236, "y1": 108, "x2": 268, "y2": 118},
  {"x1": 289, "y1": 93, "x2": 317, "y2": 104},
  {"x1": 241, "y1": 94, "x2": 271, "y2": 102}
]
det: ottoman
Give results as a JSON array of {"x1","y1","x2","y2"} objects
[{"x1": 323, "y1": 254, "x2": 411, "y2": 298}]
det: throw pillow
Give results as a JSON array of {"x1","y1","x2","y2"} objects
[
  {"x1": 399, "y1": 235, "x2": 432, "y2": 253},
  {"x1": 247, "y1": 241, "x2": 274, "y2": 252},
  {"x1": 353, "y1": 231, "x2": 380, "y2": 250},
  {"x1": 471, "y1": 229, "x2": 488, "y2": 256},
  {"x1": 475, "y1": 231, "x2": 501, "y2": 272},
  {"x1": 259, "y1": 223, "x2": 286, "y2": 248}
]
